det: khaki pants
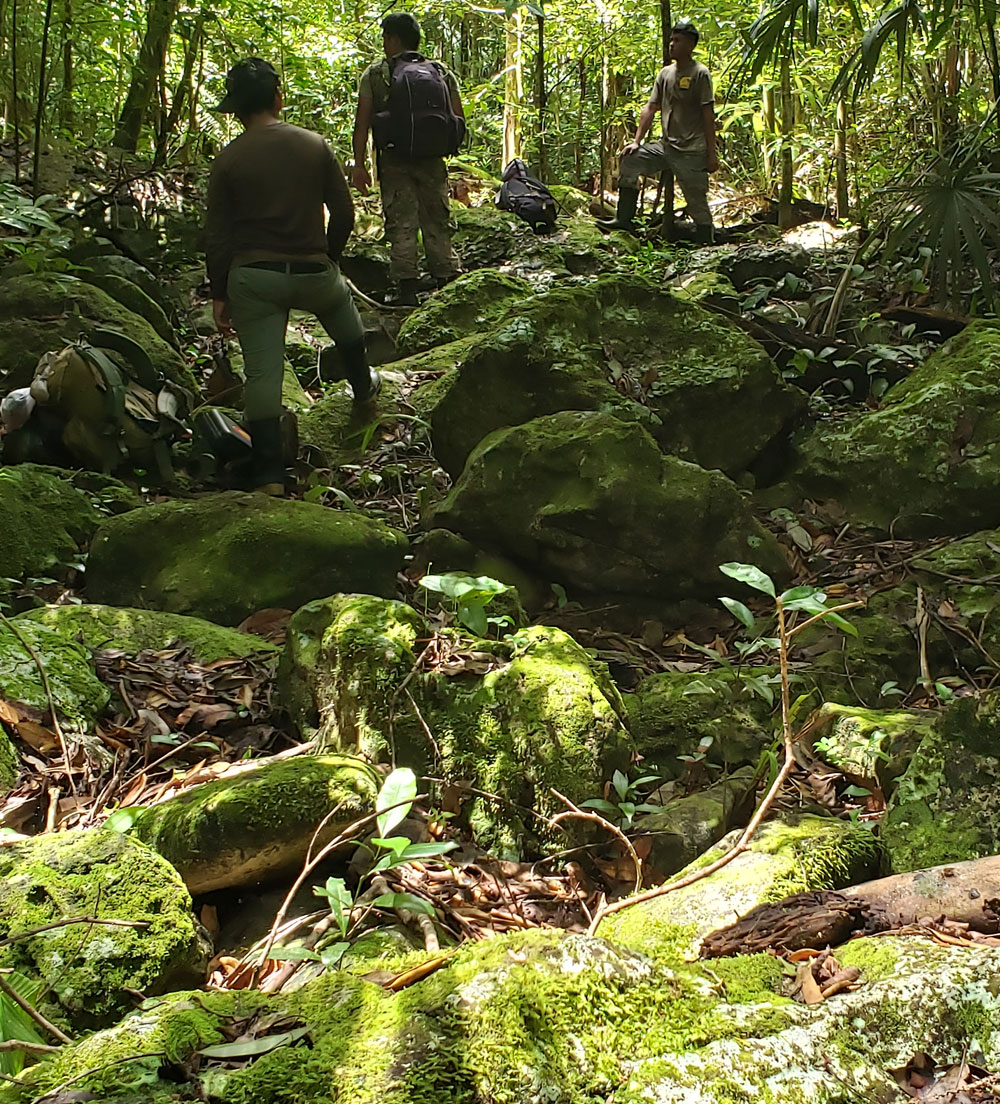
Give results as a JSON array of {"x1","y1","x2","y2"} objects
[
  {"x1": 227, "y1": 262, "x2": 363, "y2": 421},
  {"x1": 618, "y1": 141, "x2": 712, "y2": 227},
  {"x1": 379, "y1": 152, "x2": 460, "y2": 282}
]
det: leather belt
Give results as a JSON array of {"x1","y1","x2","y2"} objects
[{"x1": 244, "y1": 260, "x2": 329, "y2": 274}]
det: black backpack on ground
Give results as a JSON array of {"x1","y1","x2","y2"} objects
[
  {"x1": 373, "y1": 52, "x2": 466, "y2": 159},
  {"x1": 497, "y1": 159, "x2": 558, "y2": 232}
]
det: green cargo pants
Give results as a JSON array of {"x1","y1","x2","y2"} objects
[
  {"x1": 227, "y1": 261, "x2": 363, "y2": 421},
  {"x1": 379, "y1": 152, "x2": 461, "y2": 282},
  {"x1": 618, "y1": 140, "x2": 712, "y2": 227}
]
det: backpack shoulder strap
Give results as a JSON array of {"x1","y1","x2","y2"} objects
[{"x1": 90, "y1": 326, "x2": 159, "y2": 390}]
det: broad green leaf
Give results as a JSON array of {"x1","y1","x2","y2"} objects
[
  {"x1": 458, "y1": 600, "x2": 488, "y2": 636},
  {"x1": 314, "y1": 876, "x2": 353, "y2": 936},
  {"x1": 376, "y1": 768, "x2": 417, "y2": 838},
  {"x1": 105, "y1": 807, "x2": 143, "y2": 833},
  {"x1": 393, "y1": 841, "x2": 458, "y2": 861},
  {"x1": 271, "y1": 945, "x2": 322, "y2": 962},
  {"x1": 719, "y1": 562, "x2": 775, "y2": 597},
  {"x1": 823, "y1": 611, "x2": 858, "y2": 637},
  {"x1": 579, "y1": 798, "x2": 619, "y2": 815},
  {"x1": 612, "y1": 769, "x2": 629, "y2": 800},
  {"x1": 720, "y1": 596, "x2": 756, "y2": 630},
  {"x1": 199, "y1": 1027, "x2": 310, "y2": 1060},
  {"x1": 319, "y1": 942, "x2": 350, "y2": 968},
  {"x1": 372, "y1": 892, "x2": 436, "y2": 916}
]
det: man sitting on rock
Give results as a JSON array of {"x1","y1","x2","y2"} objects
[
  {"x1": 352, "y1": 12, "x2": 465, "y2": 307},
  {"x1": 598, "y1": 22, "x2": 717, "y2": 242},
  {"x1": 205, "y1": 57, "x2": 380, "y2": 495}
]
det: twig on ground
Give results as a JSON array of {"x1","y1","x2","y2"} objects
[
  {"x1": 549, "y1": 789, "x2": 643, "y2": 897},
  {"x1": 0, "y1": 611, "x2": 78, "y2": 798},
  {"x1": 0, "y1": 916, "x2": 149, "y2": 951},
  {"x1": 0, "y1": 1040, "x2": 60, "y2": 1055}
]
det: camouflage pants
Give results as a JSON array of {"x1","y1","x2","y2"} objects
[
  {"x1": 618, "y1": 141, "x2": 712, "y2": 227},
  {"x1": 379, "y1": 153, "x2": 461, "y2": 282}
]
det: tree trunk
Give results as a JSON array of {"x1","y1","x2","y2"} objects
[
  {"x1": 761, "y1": 83, "x2": 775, "y2": 187},
  {"x1": 153, "y1": 9, "x2": 204, "y2": 166},
  {"x1": 11, "y1": 0, "x2": 20, "y2": 184},
  {"x1": 834, "y1": 96, "x2": 849, "y2": 220},
  {"x1": 502, "y1": 7, "x2": 523, "y2": 167},
  {"x1": 113, "y1": 0, "x2": 178, "y2": 152},
  {"x1": 575, "y1": 57, "x2": 585, "y2": 186},
  {"x1": 701, "y1": 854, "x2": 1000, "y2": 958},
  {"x1": 534, "y1": 12, "x2": 547, "y2": 179},
  {"x1": 57, "y1": 0, "x2": 71, "y2": 129},
  {"x1": 778, "y1": 50, "x2": 795, "y2": 229},
  {"x1": 32, "y1": 0, "x2": 55, "y2": 195}
]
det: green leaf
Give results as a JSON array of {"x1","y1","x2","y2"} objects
[
  {"x1": 376, "y1": 768, "x2": 417, "y2": 838},
  {"x1": 824, "y1": 611, "x2": 858, "y2": 637},
  {"x1": 393, "y1": 841, "x2": 458, "y2": 861},
  {"x1": 458, "y1": 600, "x2": 488, "y2": 636},
  {"x1": 372, "y1": 892, "x2": 436, "y2": 916},
  {"x1": 270, "y1": 945, "x2": 322, "y2": 962},
  {"x1": 719, "y1": 562, "x2": 775, "y2": 597},
  {"x1": 579, "y1": 798, "x2": 619, "y2": 815},
  {"x1": 313, "y1": 876, "x2": 353, "y2": 937},
  {"x1": 319, "y1": 942, "x2": 350, "y2": 968},
  {"x1": 612, "y1": 769, "x2": 629, "y2": 800},
  {"x1": 199, "y1": 1027, "x2": 311, "y2": 1059},
  {"x1": 720, "y1": 597, "x2": 756, "y2": 630},
  {"x1": 105, "y1": 807, "x2": 143, "y2": 834}
]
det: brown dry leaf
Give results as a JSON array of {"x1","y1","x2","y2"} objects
[
  {"x1": 795, "y1": 960, "x2": 824, "y2": 1005},
  {"x1": 16, "y1": 720, "x2": 60, "y2": 754},
  {"x1": 0, "y1": 699, "x2": 22, "y2": 725},
  {"x1": 237, "y1": 608, "x2": 292, "y2": 641},
  {"x1": 386, "y1": 953, "x2": 454, "y2": 991},
  {"x1": 937, "y1": 600, "x2": 958, "y2": 619},
  {"x1": 200, "y1": 904, "x2": 220, "y2": 939}
]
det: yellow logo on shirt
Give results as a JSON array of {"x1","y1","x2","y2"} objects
[{"x1": 679, "y1": 76, "x2": 692, "y2": 89}]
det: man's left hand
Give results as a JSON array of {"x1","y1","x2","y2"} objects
[
  {"x1": 213, "y1": 299, "x2": 235, "y2": 337},
  {"x1": 706, "y1": 153, "x2": 719, "y2": 173}
]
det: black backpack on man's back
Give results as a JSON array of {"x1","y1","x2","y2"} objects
[
  {"x1": 497, "y1": 159, "x2": 558, "y2": 232},
  {"x1": 373, "y1": 52, "x2": 466, "y2": 159}
]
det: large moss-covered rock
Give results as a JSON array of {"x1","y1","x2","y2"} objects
[
  {"x1": 428, "y1": 411, "x2": 787, "y2": 601},
  {"x1": 452, "y1": 203, "x2": 542, "y2": 269},
  {"x1": 0, "y1": 619, "x2": 109, "y2": 732},
  {"x1": 794, "y1": 320, "x2": 1000, "y2": 535},
  {"x1": 0, "y1": 464, "x2": 103, "y2": 598},
  {"x1": 601, "y1": 814, "x2": 883, "y2": 958},
  {"x1": 0, "y1": 274, "x2": 194, "y2": 392},
  {"x1": 626, "y1": 668, "x2": 778, "y2": 778},
  {"x1": 881, "y1": 695, "x2": 1000, "y2": 872},
  {"x1": 76, "y1": 271, "x2": 176, "y2": 346},
  {"x1": 18, "y1": 604, "x2": 276, "y2": 663},
  {"x1": 424, "y1": 275, "x2": 803, "y2": 478},
  {"x1": 85, "y1": 492, "x2": 408, "y2": 625},
  {"x1": 9, "y1": 927, "x2": 995, "y2": 1104},
  {"x1": 395, "y1": 270, "x2": 532, "y2": 355},
  {"x1": 278, "y1": 594, "x2": 632, "y2": 857},
  {"x1": 0, "y1": 828, "x2": 207, "y2": 1028},
  {"x1": 127, "y1": 754, "x2": 378, "y2": 893},
  {"x1": 296, "y1": 371, "x2": 407, "y2": 463},
  {"x1": 808, "y1": 701, "x2": 934, "y2": 785}
]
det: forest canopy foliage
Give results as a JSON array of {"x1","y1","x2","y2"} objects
[{"x1": 2, "y1": 0, "x2": 1000, "y2": 228}]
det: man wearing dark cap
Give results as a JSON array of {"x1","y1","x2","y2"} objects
[
  {"x1": 206, "y1": 57, "x2": 379, "y2": 495},
  {"x1": 352, "y1": 12, "x2": 464, "y2": 306},
  {"x1": 598, "y1": 22, "x2": 717, "y2": 242}
]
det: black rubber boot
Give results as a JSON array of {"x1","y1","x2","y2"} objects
[
  {"x1": 597, "y1": 186, "x2": 640, "y2": 234},
  {"x1": 389, "y1": 278, "x2": 419, "y2": 307},
  {"x1": 247, "y1": 417, "x2": 285, "y2": 495},
  {"x1": 340, "y1": 338, "x2": 382, "y2": 404},
  {"x1": 317, "y1": 343, "x2": 346, "y2": 382},
  {"x1": 694, "y1": 223, "x2": 715, "y2": 245}
]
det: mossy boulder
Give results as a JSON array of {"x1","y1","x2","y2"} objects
[
  {"x1": 83, "y1": 254, "x2": 174, "y2": 313},
  {"x1": 0, "y1": 464, "x2": 104, "y2": 599},
  {"x1": 0, "y1": 619, "x2": 109, "y2": 733},
  {"x1": 278, "y1": 594, "x2": 632, "y2": 857},
  {"x1": 0, "y1": 828, "x2": 208, "y2": 1028},
  {"x1": 17, "y1": 604, "x2": 276, "y2": 663},
  {"x1": 85, "y1": 492, "x2": 409, "y2": 625},
  {"x1": 0, "y1": 274, "x2": 194, "y2": 392},
  {"x1": 601, "y1": 814, "x2": 883, "y2": 959},
  {"x1": 671, "y1": 270, "x2": 740, "y2": 310},
  {"x1": 809, "y1": 701, "x2": 934, "y2": 786},
  {"x1": 452, "y1": 203, "x2": 542, "y2": 269},
  {"x1": 395, "y1": 270, "x2": 532, "y2": 355},
  {"x1": 881, "y1": 695, "x2": 1000, "y2": 872},
  {"x1": 76, "y1": 271, "x2": 176, "y2": 347},
  {"x1": 715, "y1": 241, "x2": 811, "y2": 289},
  {"x1": 296, "y1": 371, "x2": 407, "y2": 463},
  {"x1": 626, "y1": 668, "x2": 778, "y2": 778},
  {"x1": 793, "y1": 320, "x2": 1000, "y2": 535},
  {"x1": 9, "y1": 928, "x2": 997, "y2": 1104},
  {"x1": 126, "y1": 754, "x2": 378, "y2": 893},
  {"x1": 424, "y1": 274, "x2": 803, "y2": 478},
  {"x1": 428, "y1": 411, "x2": 788, "y2": 601}
]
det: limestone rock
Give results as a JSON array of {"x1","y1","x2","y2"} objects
[
  {"x1": 18, "y1": 604, "x2": 277, "y2": 663},
  {"x1": 626, "y1": 668, "x2": 778, "y2": 778},
  {"x1": 126, "y1": 754, "x2": 378, "y2": 893},
  {"x1": 76, "y1": 271, "x2": 176, "y2": 347},
  {"x1": 278, "y1": 594, "x2": 632, "y2": 857},
  {"x1": 452, "y1": 203, "x2": 541, "y2": 269},
  {"x1": 600, "y1": 814, "x2": 883, "y2": 957},
  {"x1": 794, "y1": 320, "x2": 1000, "y2": 535},
  {"x1": 809, "y1": 702, "x2": 934, "y2": 786},
  {"x1": 423, "y1": 274, "x2": 803, "y2": 478},
  {"x1": 395, "y1": 270, "x2": 532, "y2": 355},
  {"x1": 85, "y1": 492, "x2": 408, "y2": 625},
  {"x1": 0, "y1": 464, "x2": 105, "y2": 600},
  {"x1": 0, "y1": 274, "x2": 194, "y2": 392},
  {"x1": 83, "y1": 254, "x2": 174, "y2": 313},
  {"x1": 0, "y1": 828, "x2": 208, "y2": 1027},
  {"x1": 882, "y1": 695, "x2": 1000, "y2": 872},
  {"x1": 0, "y1": 618, "x2": 109, "y2": 734},
  {"x1": 428, "y1": 410, "x2": 788, "y2": 601},
  {"x1": 715, "y1": 241, "x2": 811, "y2": 289}
]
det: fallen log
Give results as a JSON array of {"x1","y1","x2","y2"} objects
[{"x1": 700, "y1": 854, "x2": 1000, "y2": 958}]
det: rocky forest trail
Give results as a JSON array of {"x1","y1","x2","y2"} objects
[{"x1": 1, "y1": 160, "x2": 1000, "y2": 1103}]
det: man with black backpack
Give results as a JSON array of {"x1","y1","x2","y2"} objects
[{"x1": 352, "y1": 13, "x2": 465, "y2": 306}]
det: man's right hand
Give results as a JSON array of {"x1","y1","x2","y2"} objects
[
  {"x1": 621, "y1": 140, "x2": 642, "y2": 158},
  {"x1": 352, "y1": 165, "x2": 371, "y2": 194}
]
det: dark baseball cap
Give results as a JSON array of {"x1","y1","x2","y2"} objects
[
  {"x1": 214, "y1": 58, "x2": 280, "y2": 113},
  {"x1": 672, "y1": 20, "x2": 700, "y2": 42}
]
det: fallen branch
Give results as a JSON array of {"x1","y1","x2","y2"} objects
[
  {"x1": 0, "y1": 1040, "x2": 60, "y2": 1055},
  {"x1": 0, "y1": 916, "x2": 149, "y2": 951},
  {"x1": 0, "y1": 971, "x2": 71, "y2": 1044},
  {"x1": 0, "y1": 611, "x2": 78, "y2": 798},
  {"x1": 549, "y1": 789, "x2": 643, "y2": 897}
]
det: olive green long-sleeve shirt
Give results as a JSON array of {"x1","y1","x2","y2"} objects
[{"x1": 205, "y1": 121, "x2": 354, "y2": 299}]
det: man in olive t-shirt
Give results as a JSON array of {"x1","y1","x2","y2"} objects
[
  {"x1": 597, "y1": 22, "x2": 717, "y2": 241},
  {"x1": 352, "y1": 12, "x2": 463, "y2": 306}
]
